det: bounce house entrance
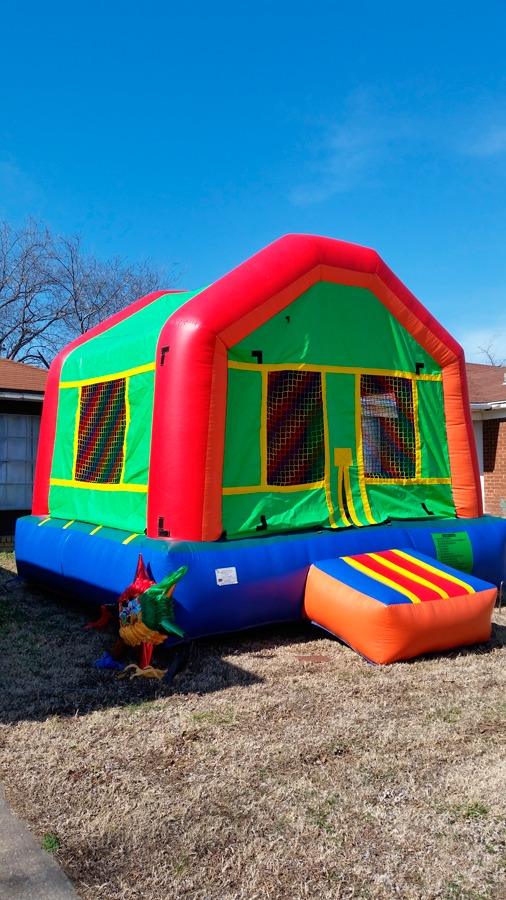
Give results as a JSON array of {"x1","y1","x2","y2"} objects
[
  {"x1": 326, "y1": 371, "x2": 373, "y2": 529},
  {"x1": 294, "y1": 370, "x2": 417, "y2": 530},
  {"x1": 264, "y1": 367, "x2": 370, "y2": 529},
  {"x1": 224, "y1": 360, "x2": 438, "y2": 537}
]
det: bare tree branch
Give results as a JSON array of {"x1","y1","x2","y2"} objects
[
  {"x1": 477, "y1": 337, "x2": 506, "y2": 367},
  {"x1": 0, "y1": 220, "x2": 179, "y2": 366}
]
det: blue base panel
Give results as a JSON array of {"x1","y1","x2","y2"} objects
[{"x1": 15, "y1": 515, "x2": 506, "y2": 642}]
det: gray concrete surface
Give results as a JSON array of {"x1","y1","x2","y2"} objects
[{"x1": 0, "y1": 783, "x2": 78, "y2": 899}]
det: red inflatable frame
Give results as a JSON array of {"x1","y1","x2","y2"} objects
[{"x1": 33, "y1": 235, "x2": 482, "y2": 542}]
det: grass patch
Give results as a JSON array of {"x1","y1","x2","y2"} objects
[
  {"x1": 453, "y1": 801, "x2": 489, "y2": 820},
  {"x1": 444, "y1": 883, "x2": 490, "y2": 899},
  {"x1": 122, "y1": 699, "x2": 158, "y2": 715},
  {"x1": 191, "y1": 708, "x2": 236, "y2": 726},
  {"x1": 41, "y1": 833, "x2": 61, "y2": 853},
  {"x1": 0, "y1": 553, "x2": 505, "y2": 899},
  {"x1": 435, "y1": 799, "x2": 490, "y2": 822},
  {"x1": 306, "y1": 795, "x2": 338, "y2": 834},
  {"x1": 424, "y1": 704, "x2": 462, "y2": 724}
]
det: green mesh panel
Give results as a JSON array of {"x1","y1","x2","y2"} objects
[
  {"x1": 360, "y1": 375, "x2": 415, "y2": 479},
  {"x1": 75, "y1": 379, "x2": 126, "y2": 484},
  {"x1": 267, "y1": 370, "x2": 325, "y2": 486}
]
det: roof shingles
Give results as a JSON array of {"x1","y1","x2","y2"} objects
[
  {"x1": 0, "y1": 357, "x2": 47, "y2": 393},
  {"x1": 465, "y1": 363, "x2": 506, "y2": 404}
]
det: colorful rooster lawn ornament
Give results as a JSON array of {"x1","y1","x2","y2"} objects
[{"x1": 106, "y1": 555, "x2": 188, "y2": 679}]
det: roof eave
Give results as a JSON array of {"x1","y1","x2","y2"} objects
[
  {"x1": 470, "y1": 400, "x2": 506, "y2": 412},
  {"x1": 0, "y1": 390, "x2": 45, "y2": 402}
]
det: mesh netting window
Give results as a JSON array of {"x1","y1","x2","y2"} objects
[
  {"x1": 75, "y1": 379, "x2": 127, "y2": 484},
  {"x1": 360, "y1": 375, "x2": 416, "y2": 479},
  {"x1": 267, "y1": 370, "x2": 325, "y2": 487}
]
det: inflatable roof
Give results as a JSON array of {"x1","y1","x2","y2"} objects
[{"x1": 33, "y1": 234, "x2": 481, "y2": 542}]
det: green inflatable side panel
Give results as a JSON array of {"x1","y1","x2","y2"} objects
[
  {"x1": 222, "y1": 281, "x2": 453, "y2": 538},
  {"x1": 48, "y1": 290, "x2": 203, "y2": 532}
]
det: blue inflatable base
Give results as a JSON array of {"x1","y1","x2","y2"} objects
[{"x1": 15, "y1": 514, "x2": 506, "y2": 643}]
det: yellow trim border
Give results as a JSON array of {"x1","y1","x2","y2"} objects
[
  {"x1": 122, "y1": 533, "x2": 141, "y2": 545},
  {"x1": 223, "y1": 481, "x2": 324, "y2": 496},
  {"x1": 367, "y1": 552, "x2": 449, "y2": 599},
  {"x1": 342, "y1": 555, "x2": 421, "y2": 604},
  {"x1": 353, "y1": 374, "x2": 377, "y2": 524},
  {"x1": 392, "y1": 550, "x2": 475, "y2": 594},
  {"x1": 228, "y1": 360, "x2": 442, "y2": 381},
  {"x1": 365, "y1": 477, "x2": 452, "y2": 486},
  {"x1": 321, "y1": 372, "x2": 338, "y2": 527},
  {"x1": 50, "y1": 478, "x2": 148, "y2": 493},
  {"x1": 60, "y1": 362, "x2": 155, "y2": 389}
]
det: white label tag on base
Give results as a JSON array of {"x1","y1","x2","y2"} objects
[{"x1": 215, "y1": 567, "x2": 238, "y2": 586}]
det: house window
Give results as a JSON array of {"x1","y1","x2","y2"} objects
[
  {"x1": 267, "y1": 370, "x2": 325, "y2": 486},
  {"x1": 75, "y1": 379, "x2": 126, "y2": 484},
  {"x1": 0, "y1": 414, "x2": 40, "y2": 509},
  {"x1": 361, "y1": 375, "x2": 416, "y2": 479}
]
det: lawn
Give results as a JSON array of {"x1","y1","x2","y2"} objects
[{"x1": 0, "y1": 551, "x2": 505, "y2": 899}]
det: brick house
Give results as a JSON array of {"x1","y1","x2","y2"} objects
[
  {"x1": 0, "y1": 358, "x2": 47, "y2": 542},
  {"x1": 467, "y1": 363, "x2": 506, "y2": 517}
]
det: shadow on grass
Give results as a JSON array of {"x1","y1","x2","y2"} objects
[
  {"x1": 2, "y1": 557, "x2": 504, "y2": 724},
  {"x1": 0, "y1": 564, "x2": 322, "y2": 725},
  {"x1": 490, "y1": 617, "x2": 506, "y2": 648}
]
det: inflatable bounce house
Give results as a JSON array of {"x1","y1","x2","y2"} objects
[{"x1": 15, "y1": 235, "x2": 506, "y2": 663}]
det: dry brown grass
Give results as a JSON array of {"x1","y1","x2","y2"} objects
[{"x1": 0, "y1": 551, "x2": 506, "y2": 899}]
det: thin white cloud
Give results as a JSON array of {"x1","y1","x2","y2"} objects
[
  {"x1": 290, "y1": 126, "x2": 381, "y2": 205},
  {"x1": 0, "y1": 160, "x2": 44, "y2": 212},
  {"x1": 289, "y1": 86, "x2": 506, "y2": 206},
  {"x1": 288, "y1": 89, "x2": 420, "y2": 207},
  {"x1": 463, "y1": 126, "x2": 506, "y2": 158}
]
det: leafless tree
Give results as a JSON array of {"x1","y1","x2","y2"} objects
[
  {"x1": 0, "y1": 220, "x2": 178, "y2": 367},
  {"x1": 477, "y1": 337, "x2": 506, "y2": 367},
  {"x1": 0, "y1": 220, "x2": 60, "y2": 364}
]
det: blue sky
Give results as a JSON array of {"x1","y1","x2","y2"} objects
[{"x1": 2, "y1": 1, "x2": 506, "y2": 362}]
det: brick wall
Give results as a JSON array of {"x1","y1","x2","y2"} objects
[{"x1": 483, "y1": 417, "x2": 506, "y2": 517}]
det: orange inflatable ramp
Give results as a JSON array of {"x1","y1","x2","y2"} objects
[{"x1": 303, "y1": 548, "x2": 497, "y2": 664}]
